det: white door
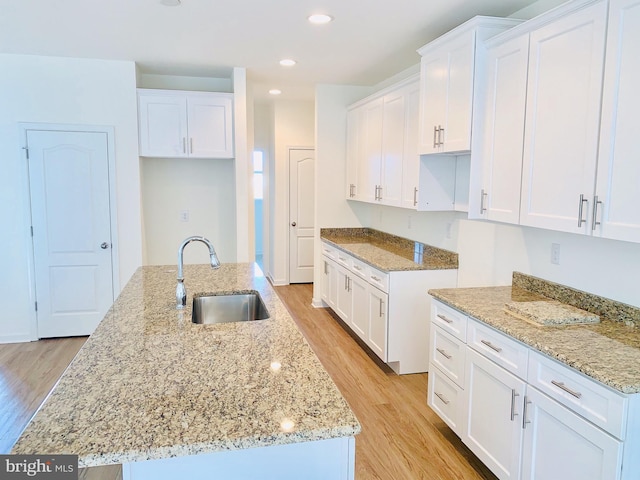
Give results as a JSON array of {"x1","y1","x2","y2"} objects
[
  {"x1": 27, "y1": 130, "x2": 114, "y2": 338},
  {"x1": 289, "y1": 148, "x2": 315, "y2": 283}
]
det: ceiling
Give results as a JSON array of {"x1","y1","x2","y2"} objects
[{"x1": 0, "y1": 0, "x2": 539, "y2": 99}]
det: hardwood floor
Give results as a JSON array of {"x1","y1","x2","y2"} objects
[
  {"x1": 275, "y1": 283, "x2": 497, "y2": 480},
  {"x1": 0, "y1": 284, "x2": 496, "y2": 480}
]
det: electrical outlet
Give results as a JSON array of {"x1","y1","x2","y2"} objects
[
  {"x1": 551, "y1": 243, "x2": 560, "y2": 265},
  {"x1": 179, "y1": 210, "x2": 189, "y2": 222}
]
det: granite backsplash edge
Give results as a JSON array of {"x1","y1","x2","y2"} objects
[{"x1": 513, "y1": 272, "x2": 640, "y2": 327}]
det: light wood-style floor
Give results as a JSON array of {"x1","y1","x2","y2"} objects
[{"x1": 0, "y1": 283, "x2": 496, "y2": 480}]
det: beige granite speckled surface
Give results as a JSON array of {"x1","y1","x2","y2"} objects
[
  {"x1": 12, "y1": 264, "x2": 361, "y2": 467},
  {"x1": 504, "y1": 300, "x2": 600, "y2": 326},
  {"x1": 320, "y1": 228, "x2": 458, "y2": 271},
  {"x1": 429, "y1": 283, "x2": 640, "y2": 394}
]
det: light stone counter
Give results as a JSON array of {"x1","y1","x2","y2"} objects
[
  {"x1": 429, "y1": 274, "x2": 640, "y2": 394},
  {"x1": 12, "y1": 264, "x2": 361, "y2": 468}
]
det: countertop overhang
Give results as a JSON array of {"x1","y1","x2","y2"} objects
[{"x1": 12, "y1": 264, "x2": 360, "y2": 467}]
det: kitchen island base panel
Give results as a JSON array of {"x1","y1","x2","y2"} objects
[{"x1": 123, "y1": 436, "x2": 355, "y2": 480}]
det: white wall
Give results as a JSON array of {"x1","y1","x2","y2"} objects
[
  {"x1": 509, "y1": 0, "x2": 567, "y2": 19},
  {"x1": 268, "y1": 100, "x2": 315, "y2": 285},
  {"x1": 140, "y1": 157, "x2": 237, "y2": 265},
  {"x1": 0, "y1": 54, "x2": 142, "y2": 342}
]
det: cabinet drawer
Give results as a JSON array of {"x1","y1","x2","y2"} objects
[
  {"x1": 350, "y1": 257, "x2": 369, "y2": 280},
  {"x1": 335, "y1": 251, "x2": 352, "y2": 269},
  {"x1": 431, "y1": 300, "x2": 468, "y2": 341},
  {"x1": 430, "y1": 325, "x2": 466, "y2": 388},
  {"x1": 367, "y1": 266, "x2": 389, "y2": 292},
  {"x1": 467, "y1": 319, "x2": 529, "y2": 380},
  {"x1": 428, "y1": 365, "x2": 462, "y2": 436},
  {"x1": 528, "y1": 350, "x2": 627, "y2": 440},
  {"x1": 321, "y1": 242, "x2": 337, "y2": 260}
]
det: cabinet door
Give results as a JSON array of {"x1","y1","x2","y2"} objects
[
  {"x1": 594, "y1": 0, "x2": 640, "y2": 243},
  {"x1": 475, "y1": 34, "x2": 530, "y2": 223},
  {"x1": 350, "y1": 274, "x2": 369, "y2": 341},
  {"x1": 519, "y1": 1, "x2": 607, "y2": 234},
  {"x1": 367, "y1": 286, "x2": 388, "y2": 361},
  {"x1": 138, "y1": 92, "x2": 188, "y2": 157},
  {"x1": 464, "y1": 348, "x2": 525, "y2": 480},
  {"x1": 418, "y1": 51, "x2": 448, "y2": 154},
  {"x1": 346, "y1": 108, "x2": 360, "y2": 199},
  {"x1": 357, "y1": 98, "x2": 383, "y2": 203},
  {"x1": 335, "y1": 266, "x2": 352, "y2": 323},
  {"x1": 521, "y1": 387, "x2": 622, "y2": 480},
  {"x1": 401, "y1": 83, "x2": 421, "y2": 209},
  {"x1": 321, "y1": 258, "x2": 337, "y2": 310},
  {"x1": 187, "y1": 94, "x2": 234, "y2": 158},
  {"x1": 442, "y1": 30, "x2": 475, "y2": 153},
  {"x1": 379, "y1": 90, "x2": 404, "y2": 206}
]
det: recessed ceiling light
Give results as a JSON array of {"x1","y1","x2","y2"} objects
[
  {"x1": 160, "y1": 0, "x2": 181, "y2": 5},
  {"x1": 279, "y1": 59, "x2": 297, "y2": 67},
  {"x1": 269, "y1": 89, "x2": 282, "y2": 95},
  {"x1": 308, "y1": 14, "x2": 333, "y2": 24}
]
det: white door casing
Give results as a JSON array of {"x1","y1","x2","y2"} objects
[
  {"x1": 27, "y1": 129, "x2": 115, "y2": 338},
  {"x1": 289, "y1": 148, "x2": 315, "y2": 284}
]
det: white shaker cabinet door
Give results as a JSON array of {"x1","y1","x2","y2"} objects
[
  {"x1": 401, "y1": 83, "x2": 420, "y2": 209},
  {"x1": 418, "y1": 51, "x2": 448, "y2": 155},
  {"x1": 367, "y1": 286, "x2": 388, "y2": 362},
  {"x1": 519, "y1": 1, "x2": 607, "y2": 234},
  {"x1": 357, "y1": 98, "x2": 384, "y2": 203},
  {"x1": 594, "y1": 0, "x2": 640, "y2": 243},
  {"x1": 138, "y1": 93, "x2": 188, "y2": 157},
  {"x1": 186, "y1": 94, "x2": 234, "y2": 158},
  {"x1": 379, "y1": 89, "x2": 405, "y2": 207},
  {"x1": 476, "y1": 34, "x2": 530, "y2": 224},
  {"x1": 521, "y1": 386, "x2": 622, "y2": 480}
]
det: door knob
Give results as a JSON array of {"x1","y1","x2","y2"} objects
[
  {"x1": 100, "y1": 242, "x2": 110, "y2": 249},
  {"x1": 291, "y1": 222, "x2": 297, "y2": 227}
]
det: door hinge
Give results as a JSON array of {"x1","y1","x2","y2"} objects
[
  {"x1": 34, "y1": 301, "x2": 38, "y2": 312},
  {"x1": 23, "y1": 146, "x2": 29, "y2": 159}
]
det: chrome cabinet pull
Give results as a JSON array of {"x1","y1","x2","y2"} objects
[
  {"x1": 522, "y1": 396, "x2": 531, "y2": 429},
  {"x1": 438, "y1": 126, "x2": 444, "y2": 146},
  {"x1": 577, "y1": 194, "x2": 589, "y2": 227},
  {"x1": 324, "y1": 262, "x2": 328, "y2": 274},
  {"x1": 510, "y1": 389, "x2": 520, "y2": 421},
  {"x1": 480, "y1": 189, "x2": 488, "y2": 214},
  {"x1": 433, "y1": 125, "x2": 438, "y2": 149},
  {"x1": 189, "y1": 138, "x2": 193, "y2": 153},
  {"x1": 434, "y1": 392, "x2": 450, "y2": 405},
  {"x1": 436, "y1": 313, "x2": 453, "y2": 324},
  {"x1": 592, "y1": 195, "x2": 602, "y2": 230},
  {"x1": 481, "y1": 339, "x2": 502, "y2": 353},
  {"x1": 347, "y1": 277, "x2": 351, "y2": 292},
  {"x1": 413, "y1": 187, "x2": 418, "y2": 206},
  {"x1": 379, "y1": 298, "x2": 385, "y2": 317},
  {"x1": 182, "y1": 137, "x2": 187, "y2": 153},
  {"x1": 436, "y1": 348, "x2": 452, "y2": 360},
  {"x1": 551, "y1": 380, "x2": 582, "y2": 399},
  {"x1": 353, "y1": 265, "x2": 362, "y2": 271},
  {"x1": 371, "y1": 275, "x2": 381, "y2": 282}
]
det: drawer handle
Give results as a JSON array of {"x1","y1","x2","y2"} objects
[
  {"x1": 522, "y1": 396, "x2": 531, "y2": 429},
  {"x1": 353, "y1": 265, "x2": 362, "y2": 271},
  {"x1": 551, "y1": 380, "x2": 582, "y2": 399},
  {"x1": 436, "y1": 314, "x2": 453, "y2": 324},
  {"x1": 371, "y1": 275, "x2": 381, "y2": 282},
  {"x1": 480, "y1": 339, "x2": 502, "y2": 353},
  {"x1": 324, "y1": 249, "x2": 331, "y2": 254},
  {"x1": 436, "y1": 348, "x2": 452, "y2": 360},
  {"x1": 434, "y1": 392, "x2": 450, "y2": 405}
]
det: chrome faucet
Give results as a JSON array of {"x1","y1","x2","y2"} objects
[{"x1": 176, "y1": 236, "x2": 221, "y2": 309}]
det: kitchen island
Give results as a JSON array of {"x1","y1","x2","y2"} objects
[{"x1": 12, "y1": 264, "x2": 361, "y2": 479}]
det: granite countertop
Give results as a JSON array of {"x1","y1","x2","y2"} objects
[
  {"x1": 320, "y1": 228, "x2": 458, "y2": 272},
  {"x1": 429, "y1": 274, "x2": 640, "y2": 394},
  {"x1": 12, "y1": 264, "x2": 361, "y2": 467}
]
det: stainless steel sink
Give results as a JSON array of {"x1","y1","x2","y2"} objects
[{"x1": 192, "y1": 291, "x2": 270, "y2": 324}]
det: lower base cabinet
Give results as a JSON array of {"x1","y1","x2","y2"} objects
[{"x1": 428, "y1": 299, "x2": 638, "y2": 480}]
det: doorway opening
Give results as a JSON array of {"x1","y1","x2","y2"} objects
[{"x1": 253, "y1": 150, "x2": 264, "y2": 272}]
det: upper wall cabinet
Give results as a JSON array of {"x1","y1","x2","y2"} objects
[
  {"x1": 137, "y1": 89, "x2": 234, "y2": 159},
  {"x1": 594, "y1": 0, "x2": 640, "y2": 243},
  {"x1": 417, "y1": 17, "x2": 522, "y2": 155},
  {"x1": 346, "y1": 76, "x2": 420, "y2": 209}
]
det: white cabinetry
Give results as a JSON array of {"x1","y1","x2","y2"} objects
[
  {"x1": 321, "y1": 242, "x2": 457, "y2": 374},
  {"x1": 137, "y1": 89, "x2": 234, "y2": 159},
  {"x1": 346, "y1": 77, "x2": 420, "y2": 208},
  {"x1": 417, "y1": 17, "x2": 521, "y2": 155},
  {"x1": 428, "y1": 299, "x2": 639, "y2": 480},
  {"x1": 519, "y1": 1, "x2": 607, "y2": 233},
  {"x1": 594, "y1": 0, "x2": 640, "y2": 243}
]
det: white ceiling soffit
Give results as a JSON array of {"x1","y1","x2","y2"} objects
[{"x1": 0, "y1": 0, "x2": 538, "y2": 97}]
